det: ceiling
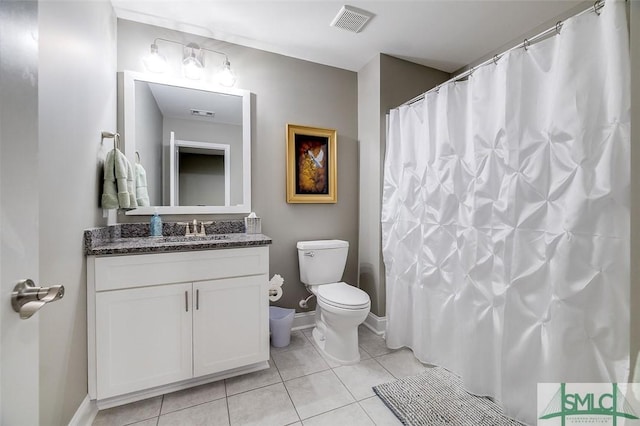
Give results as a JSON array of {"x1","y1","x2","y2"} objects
[
  {"x1": 111, "y1": 1, "x2": 586, "y2": 73},
  {"x1": 146, "y1": 81, "x2": 243, "y2": 125}
]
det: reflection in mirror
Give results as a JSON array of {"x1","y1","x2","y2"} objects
[
  {"x1": 170, "y1": 134, "x2": 231, "y2": 206},
  {"x1": 119, "y1": 71, "x2": 251, "y2": 215}
]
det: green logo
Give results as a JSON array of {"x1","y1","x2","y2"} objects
[{"x1": 539, "y1": 383, "x2": 639, "y2": 425}]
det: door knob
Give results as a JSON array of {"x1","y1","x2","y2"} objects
[{"x1": 11, "y1": 279, "x2": 64, "y2": 319}]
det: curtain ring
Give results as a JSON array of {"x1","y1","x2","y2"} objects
[
  {"x1": 555, "y1": 21, "x2": 563, "y2": 34},
  {"x1": 523, "y1": 38, "x2": 530, "y2": 51},
  {"x1": 594, "y1": 0, "x2": 603, "y2": 16},
  {"x1": 493, "y1": 54, "x2": 500, "y2": 65}
]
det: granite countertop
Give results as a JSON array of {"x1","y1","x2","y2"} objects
[{"x1": 85, "y1": 220, "x2": 272, "y2": 256}]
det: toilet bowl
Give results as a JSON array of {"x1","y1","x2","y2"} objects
[{"x1": 297, "y1": 240, "x2": 370, "y2": 364}]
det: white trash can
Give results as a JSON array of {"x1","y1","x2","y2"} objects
[{"x1": 269, "y1": 306, "x2": 295, "y2": 347}]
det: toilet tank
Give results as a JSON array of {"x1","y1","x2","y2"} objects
[{"x1": 297, "y1": 240, "x2": 348, "y2": 285}]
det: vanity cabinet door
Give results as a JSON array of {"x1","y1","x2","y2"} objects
[
  {"x1": 95, "y1": 282, "x2": 193, "y2": 399},
  {"x1": 193, "y1": 275, "x2": 269, "y2": 377}
]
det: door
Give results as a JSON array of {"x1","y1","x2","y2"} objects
[
  {"x1": 95, "y1": 283, "x2": 193, "y2": 399},
  {"x1": 0, "y1": 1, "x2": 40, "y2": 424},
  {"x1": 193, "y1": 276, "x2": 269, "y2": 377}
]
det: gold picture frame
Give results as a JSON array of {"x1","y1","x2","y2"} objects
[{"x1": 286, "y1": 124, "x2": 337, "y2": 204}]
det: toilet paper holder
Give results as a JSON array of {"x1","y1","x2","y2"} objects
[{"x1": 268, "y1": 274, "x2": 284, "y2": 302}]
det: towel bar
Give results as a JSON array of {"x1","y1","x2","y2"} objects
[{"x1": 101, "y1": 131, "x2": 121, "y2": 150}]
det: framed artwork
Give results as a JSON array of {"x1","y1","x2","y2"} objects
[{"x1": 286, "y1": 124, "x2": 337, "y2": 203}]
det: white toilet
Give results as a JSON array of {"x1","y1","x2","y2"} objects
[{"x1": 297, "y1": 240, "x2": 370, "y2": 364}]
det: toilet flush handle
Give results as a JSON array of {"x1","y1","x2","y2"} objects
[{"x1": 304, "y1": 251, "x2": 315, "y2": 257}]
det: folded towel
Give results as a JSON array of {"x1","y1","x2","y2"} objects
[
  {"x1": 101, "y1": 148, "x2": 138, "y2": 209},
  {"x1": 101, "y1": 150, "x2": 119, "y2": 209},
  {"x1": 135, "y1": 162, "x2": 150, "y2": 207}
]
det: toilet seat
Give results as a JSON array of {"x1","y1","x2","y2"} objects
[{"x1": 317, "y1": 282, "x2": 370, "y2": 310}]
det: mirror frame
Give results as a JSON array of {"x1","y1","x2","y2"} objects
[{"x1": 119, "y1": 70, "x2": 252, "y2": 215}]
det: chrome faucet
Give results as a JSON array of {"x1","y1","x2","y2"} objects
[{"x1": 179, "y1": 220, "x2": 212, "y2": 237}]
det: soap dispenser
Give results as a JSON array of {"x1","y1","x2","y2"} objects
[{"x1": 150, "y1": 208, "x2": 162, "y2": 237}]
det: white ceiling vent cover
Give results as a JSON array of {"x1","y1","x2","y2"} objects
[
  {"x1": 330, "y1": 5, "x2": 374, "y2": 33},
  {"x1": 190, "y1": 109, "x2": 215, "y2": 118}
]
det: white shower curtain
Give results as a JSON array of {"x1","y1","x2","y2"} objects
[{"x1": 381, "y1": 2, "x2": 630, "y2": 424}]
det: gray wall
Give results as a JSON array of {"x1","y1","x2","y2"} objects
[
  {"x1": 358, "y1": 54, "x2": 449, "y2": 316},
  {"x1": 117, "y1": 19, "x2": 359, "y2": 312},
  {"x1": 178, "y1": 153, "x2": 225, "y2": 206},
  {"x1": 135, "y1": 81, "x2": 163, "y2": 205},
  {"x1": 38, "y1": 1, "x2": 115, "y2": 424},
  {"x1": 357, "y1": 55, "x2": 382, "y2": 316}
]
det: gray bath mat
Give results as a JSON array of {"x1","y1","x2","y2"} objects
[{"x1": 373, "y1": 367, "x2": 524, "y2": 426}]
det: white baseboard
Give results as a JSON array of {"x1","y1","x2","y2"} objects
[
  {"x1": 291, "y1": 310, "x2": 386, "y2": 336},
  {"x1": 291, "y1": 311, "x2": 315, "y2": 331},
  {"x1": 363, "y1": 312, "x2": 386, "y2": 336},
  {"x1": 68, "y1": 395, "x2": 97, "y2": 426}
]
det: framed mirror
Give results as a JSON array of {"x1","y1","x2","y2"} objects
[{"x1": 119, "y1": 71, "x2": 251, "y2": 215}]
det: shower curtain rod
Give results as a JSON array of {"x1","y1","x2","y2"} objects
[{"x1": 402, "y1": 0, "x2": 606, "y2": 107}]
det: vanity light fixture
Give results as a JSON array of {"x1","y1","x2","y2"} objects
[{"x1": 142, "y1": 38, "x2": 237, "y2": 86}]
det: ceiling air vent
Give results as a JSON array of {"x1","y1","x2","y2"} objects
[
  {"x1": 190, "y1": 109, "x2": 215, "y2": 118},
  {"x1": 330, "y1": 5, "x2": 374, "y2": 33}
]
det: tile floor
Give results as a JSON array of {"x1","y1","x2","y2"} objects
[{"x1": 92, "y1": 326, "x2": 431, "y2": 426}]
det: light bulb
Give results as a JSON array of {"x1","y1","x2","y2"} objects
[
  {"x1": 142, "y1": 44, "x2": 167, "y2": 73},
  {"x1": 182, "y1": 44, "x2": 204, "y2": 80},
  {"x1": 217, "y1": 59, "x2": 237, "y2": 87},
  {"x1": 183, "y1": 53, "x2": 203, "y2": 80}
]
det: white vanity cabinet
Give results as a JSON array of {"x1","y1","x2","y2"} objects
[
  {"x1": 95, "y1": 282, "x2": 193, "y2": 399},
  {"x1": 87, "y1": 246, "x2": 269, "y2": 405}
]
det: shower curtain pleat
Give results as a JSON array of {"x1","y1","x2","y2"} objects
[{"x1": 381, "y1": 2, "x2": 630, "y2": 424}]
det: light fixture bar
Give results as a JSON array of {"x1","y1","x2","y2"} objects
[{"x1": 142, "y1": 37, "x2": 237, "y2": 86}]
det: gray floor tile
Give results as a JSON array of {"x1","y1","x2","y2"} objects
[
  {"x1": 161, "y1": 380, "x2": 226, "y2": 415},
  {"x1": 284, "y1": 370, "x2": 355, "y2": 420},
  {"x1": 333, "y1": 359, "x2": 395, "y2": 400},
  {"x1": 157, "y1": 399, "x2": 229, "y2": 426},
  {"x1": 93, "y1": 396, "x2": 162, "y2": 426},
  {"x1": 301, "y1": 328, "x2": 314, "y2": 340},
  {"x1": 90, "y1": 328, "x2": 428, "y2": 426},
  {"x1": 358, "y1": 326, "x2": 393, "y2": 357},
  {"x1": 129, "y1": 419, "x2": 159, "y2": 426},
  {"x1": 359, "y1": 397, "x2": 403, "y2": 425},
  {"x1": 270, "y1": 330, "x2": 311, "y2": 353},
  {"x1": 227, "y1": 382, "x2": 299, "y2": 426},
  {"x1": 226, "y1": 359, "x2": 282, "y2": 396},
  {"x1": 271, "y1": 345, "x2": 330, "y2": 381},
  {"x1": 375, "y1": 348, "x2": 430, "y2": 379},
  {"x1": 302, "y1": 403, "x2": 374, "y2": 426}
]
